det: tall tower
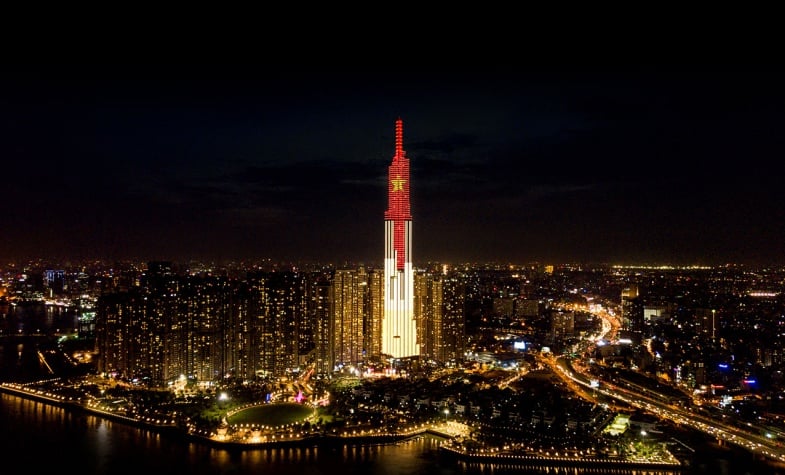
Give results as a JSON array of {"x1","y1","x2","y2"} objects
[{"x1": 382, "y1": 118, "x2": 418, "y2": 359}]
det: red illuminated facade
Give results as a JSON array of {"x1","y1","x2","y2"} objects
[
  {"x1": 382, "y1": 118, "x2": 417, "y2": 359},
  {"x1": 384, "y1": 118, "x2": 412, "y2": 271}
]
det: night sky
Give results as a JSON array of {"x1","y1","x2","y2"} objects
[{"x1": 2, "y1": 66, "x2": 784, "y2": 266}]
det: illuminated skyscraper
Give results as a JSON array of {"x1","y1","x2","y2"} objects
[
  {"x1": 414, "y1": 270, "x2": 443, "y2": 361},
  {"x1": 621, "y1": 284, "x2": 643, "y2": 336},
  {"x1": 330, "y1": 268, "x2": 367, "y2": 368},
  {"x1": 367, "y1": 269, "x2": 384, "y2": 360},
  {"x1": 382, "y1": 118, "x2": 418, "y2": 359}
]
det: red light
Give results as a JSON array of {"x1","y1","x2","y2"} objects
[{"x1": 384, "y1": 118, "x2": 411, "y2": 270}]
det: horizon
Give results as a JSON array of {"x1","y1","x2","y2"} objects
[{"x1": 0, "y1": 256, "x2": 776, "y2": 271}]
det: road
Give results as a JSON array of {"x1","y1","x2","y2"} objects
[{"x1": 548, "y1": 301, "x2": 785, "y2": 464}]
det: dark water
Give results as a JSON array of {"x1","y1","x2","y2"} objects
[
  {"x1": 1, "y1": 391, "x2": 446, "y2": 474},
  {"x1": 0, "y1": 301, "x2": 87, "y2": 381},
  {"x1": 0, "y1": 392, "x2": 689, "y2": 475},
  {"x1": 0, "y1": 301, "x2": 78, "y2": 336}
]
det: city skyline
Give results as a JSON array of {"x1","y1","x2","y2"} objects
[{"x1": 2, "y1": 66, "x2": 785, "y2": 266}]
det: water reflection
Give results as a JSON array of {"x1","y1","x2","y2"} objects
[
  {"x1": 1, "y1": 392, "x2": 776, "y2": 475},
  {"x1": 1, "y1": 301, "x2": 78, "y2": 336},
  {"x1": 457, "y1": 463, "x2": 678, "y2": 475}
]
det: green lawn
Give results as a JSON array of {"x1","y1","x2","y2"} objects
[{"x1": 227, "y1": 403, "x2": 313, "y2": 427}]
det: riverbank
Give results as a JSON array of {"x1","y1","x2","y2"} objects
[
  {"x1": 0, "y1": 380, "x2": 694, "y2": 471},
  {"x1": 438, "y1": 443, "x2": 685, "y2": 470},
  {"x1": 0, "y1": 381, "x2": 423, "y2": 446},
  {"x1": 0, "y1": 381, "x2": 184, "y2": 435}
]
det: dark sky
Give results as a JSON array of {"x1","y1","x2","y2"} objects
[{"x1": 2, "y1": 66, "x2": 785, "y2": 267}]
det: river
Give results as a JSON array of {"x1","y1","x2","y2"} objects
[
  {"x1": 0, "y1": 304, "x2": 780, "y2": 474},
  {"x1": 0, "y1": 391, "x2": 696, "y2": 475}
]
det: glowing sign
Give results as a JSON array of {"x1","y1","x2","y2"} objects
[{"x1": 391, "y1": 175, "x2": 405, "y2": 192}]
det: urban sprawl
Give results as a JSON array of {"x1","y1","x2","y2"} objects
[{"x1": 2, "y1": 259, "x2": 785, "y2": 470}]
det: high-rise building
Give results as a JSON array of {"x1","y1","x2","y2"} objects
[
  {"x1": 551, "y1": 309, "x2": 576, "y2": 340},
  {"x1": 414, "y1": 270, "x2": 443, "y2": 361},
  {"x1": 366, "y1": 269, "x2": 384, "y2": 361},
  {"x1": 441, "y1": 270, "x2": 466, "y2": 363},
  {"x1": 330, "y1": 268, "x2": 368, "y2": 369},
  {"x1": 255, "y1": 271, "x2": 308, "y2": 377},
  {"x1": 696, "y1": 307, "x2": 717, "y2": 340},
  {"x1": 44, "y1": 269, "x2": 66, "y2": 296},
  {"x1": 621, "y1": 284, "x2": 644, "y2": 342},
  {"x1": 309, "y1": 273, "x2": 332, "y2": 376},
  {"x1": 382, "y1": 118, "x2": 418, "y2": 359}
]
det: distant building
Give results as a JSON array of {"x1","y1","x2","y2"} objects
[
  {"x1": 492, "y1": 297, "x2": 514, "y2": 318},
  {"x1": 515, "y1": 299, "x2": 541, "y2": 318},
  {"x1": 441, "y1": 271, "x2": 466, "y2": 363},
  {"x1": 551, "y1": 309, "x2": 575, "y2": 340},
  {"x1": 44, "y1": 269, "x2": 66, "y2": 296},
  {"x1": 643, "y1": 305, "x2": 668, "y2": 322},
  {"x1": 621, "y1": 284, "x2": 644, "y2": 337},
  {"x1": 695, "y1": 308, "x2": 717, "y2": 340}
]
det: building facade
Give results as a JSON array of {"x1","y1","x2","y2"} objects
[
  {"x1": 330, "y1": 268, "x2": 368, "y2": 369},
  {"x1": 382, "y1": 118, "x2": 418, "y2": 359}
]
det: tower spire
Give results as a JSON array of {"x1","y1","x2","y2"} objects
[{"x1": 395, "y1": 117, "x2": 404, "y2": 160}]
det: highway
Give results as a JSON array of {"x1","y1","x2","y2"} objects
[{"x1": 548, "y1": 300, "x2": 785, "y2": 464}]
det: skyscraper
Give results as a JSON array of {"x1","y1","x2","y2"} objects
[
  {"x1": 330, "y1": 268, "x2": 368, "y2": 368},
  {"x1": 382, "y1": 118, "x2": 418, "y2": 359},
  {"x1": 621, "y1": 284, "x2": 643, "y2": 339}
]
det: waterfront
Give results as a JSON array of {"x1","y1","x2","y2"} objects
[
  {"x1": 0, "y1": 343, "x2": 783, "y2": 473},
  {"x1": 1, "y1": 334, "x2": 783, "y2": 475},
  {"x1": 2, "y1": 391, "x2": 783, "y2": 475}
]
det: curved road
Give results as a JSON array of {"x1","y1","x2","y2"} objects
[{"x1": 549, "y1": 301, "x2": 785, "y2": 464}]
